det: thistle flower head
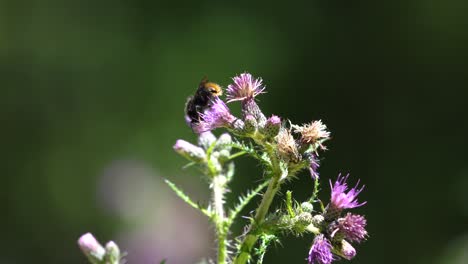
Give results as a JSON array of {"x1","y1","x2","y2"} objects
[
  {"x1": 338, "y1": 240, "x2": 356, "y2": 260},
  {"x1": 277, "y1": 127, "x2": 300, "y2": 163},
  {"x1": 329, "y1": 174, "x2": 366, "y2": 211},
  {"x1": 104, "y1": 241, "x2": 121, "y2": 263},
  {"x1": 192, "y1": 98, "x2": 237, "y2": 133},
  {"x1": 226, "y1": 72, "x2": 266, "y2": 102},
  {"x1": 267, "y1": 115, "x2": 281, "y2": 126},
  {"x1": 173, "y1": 139, "x2": 206, "y2": 162},
  {"x1": 308, "y1": 153, "x2": 320, "y2": 179},
  {"x1": 198, "y1": 131, "x2": 217, "y2": 150},
  {"x1": 331, "y1": 213, "x2": 368, "y2": 243},
  {"x1": 263, "y1": 115, "x2": 281, "y2": 138},
  {"x1": 308, "y1": 234, "x2": 334, "y2": 264},
  {"x1": 294, "y1": 120, "x2": 330, "y2": 148},
  {"x1": 78, "y1": 233, "x2": 105, "y2": 261},
  {"x1": 243, "y1": 114, "x2": 258, "y2": 134}
]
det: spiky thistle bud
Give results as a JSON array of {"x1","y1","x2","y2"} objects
[
  {"x1": 296, "y1": 212, "x2": 313, "y2": 226},
  {"x1": 301, "y1": 202, "x2": 314, "y2": 213},
  {"x1": 198, "y1": 131, "x2": 217, "y2": 150},
  {"x1": 78, "y1": 233, "x2": 105, "y2": 264},
  {"x1": 243, "y1": 114, "x2": 258, "y2": 134},
  {"x1": 174, "y1": 139, "x2": 206, "y2": 162},
  {"x1": 312, "y1": 215, "x2": 325, "y2": 227},
  {"x1": 262, "y1": 115, "x2": 281, "y2": 138},
  {"x1": 104, "y1": 241, "x2": 121, "y2": 264},
  {"x1": 215, "y1": 133, "x2": 233, "y2": 151}
]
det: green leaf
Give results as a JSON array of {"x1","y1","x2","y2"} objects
[
  {"x1": 255, "y1": 234, "x2": 278, "y2": 264},
  {"x1": 227, "y1": 180, "x2": 270, "y2": 226},
  {"x1": 164, "y1": 179, "x2": 212, "y2": 218},
  {"x1": 285, "y1": 191, "x2": 295, "y2": 218},
  {"x1": 230, "y1": 141, "x2": 260, "y2": 160}
]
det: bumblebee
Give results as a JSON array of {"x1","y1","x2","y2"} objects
[{"x1": 185, "y1": 77, "x2": 223, "y2": 125}]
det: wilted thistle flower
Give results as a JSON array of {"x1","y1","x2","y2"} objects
[
  {"x1": 226, "y1": 72, "x2": 266, "y2": 102},
  {"x1": 294, "y1": 120, "x2": 330, "y2": 149},
  {"x1": 325, "y1": 174, "x2": 366, "y2": 220},
  {"x1": 308, "y1": 234, "x2": 334, "y2": 264},
  {"x1": 192, "y1": 98, "x2": 239, "y2": 133},
  {"x1": 330, "y1": 213, "x2": 368, "y2": 243},
  {"x1": 277, "y1": 127, "x2": 300, "y2": 163}
]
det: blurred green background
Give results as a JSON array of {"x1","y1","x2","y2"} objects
[{"x1": 2, "y1": 0, "x2": 468, "y2": 263}]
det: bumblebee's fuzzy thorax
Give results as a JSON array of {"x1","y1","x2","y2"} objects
[
  {"x1": 185, "y1": 77, "x2": 223, "y2": 126},
  {"x1": 204, "y1": 82, "x2": 223, "y2": 97}
]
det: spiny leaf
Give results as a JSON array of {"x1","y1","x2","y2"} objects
[
  {"x1": 230, "y1": 141, "x2": 261, "y2": 160},
  {"x1": 164, "y1": 179, "x2": 212, "y2": 218},
  {"x1": 255, "y1": 234, "x2": 279, "y2": 264},
  {"x1": 227, "y1": 180, "x2": 270, "y2": 226}
]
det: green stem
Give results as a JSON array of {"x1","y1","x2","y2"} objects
[
  {"x1": 213, "y1": 174, "x2": 227, "y2": 264},
  {"x1": 233, "y1": 171, "x2": 281, "y2": 264},
  {"x1": 228, "y1": 151, "x2": 247, "y2": 160}
]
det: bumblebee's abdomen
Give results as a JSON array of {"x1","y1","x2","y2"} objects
[
  {"x1": 185, "y1": 97, "x2": 200, "y2": 123},
  {"x1": 192, "y1": 91, "x2": 211, "y2": 106}
]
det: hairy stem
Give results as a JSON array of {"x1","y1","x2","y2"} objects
[
  {"x1": 233, "y1": 170, "x2": 281, "y2": 264},
  {"x1": 213, "y1": 174, "x2": 227, "y2": 264}
]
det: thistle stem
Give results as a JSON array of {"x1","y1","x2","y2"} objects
[
  {"x1": 233, "y1": 170, "x2": 281, "y2": 264},
  {"x1": 212, "y1": 174, "x2": 227, "y2": 264}
]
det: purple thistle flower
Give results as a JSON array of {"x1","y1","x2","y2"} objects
[
  {"x1": 266, "y1": 115, "x2": 281, "y2": 126},
  {"x1": 331, "y1": 213, "x2": 368, "y2": 243},
  {"x1": 308, "y1": 234, "x2": 334, "y2": 264},
  {"x1": 330, "y1": 174, "x2": 366, "y2": 210},
  {"x1": 226, "y1": 73, "x2": 266, "y2": 103},
  {"x1": 192, "y1": 98, "x2": 237, "y2": 133},
  {"x1": 325, "y1": 174, "x2": 366, "y2": 220},
  {"x1": 308, "y1": 153, "x2": 320, "y2": 179}
]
